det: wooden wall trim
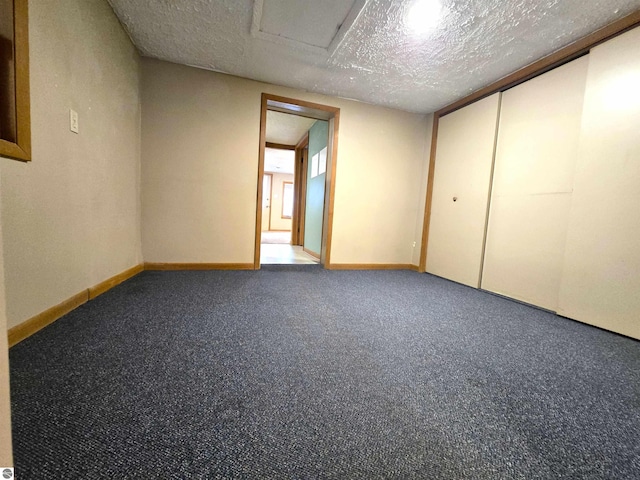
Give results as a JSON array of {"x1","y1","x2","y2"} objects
[
  {"x1": 266, "y1": 142, "x2": 295, "y2": 150},
  {"x1": 8, "y1": 264, "x2": 145, "y2": 347},
  {"x1": 281, "y1": 181, "x2": 293, "y2": 219},
  {"x1": 88, "y1": 264, "x2": 144, "y2": 300},
  {"x1": 438, "y1": 10, "x2": 640, "y2": 117},
  {"x1": 258, "y1": 93, "x2": 340, "y2": 269},
  {"x1": 328, "y1": 263, "x2": 418, "y2": 271},
  {"x1": 144, "y1": 263, "x2": 254, "y2": 271},
  {"x1": 264, "y1": 172, "x2": 273, "y2": 231},
  {"x1": 298, "y1": 147, "x2": 308, "y2": 244},
  {"x1": 8, "y1": 291, "x2": 88, "y2": 347},
  {"x1": 254, "y1": 94, "x2": 269, "y2": 269},
  {"x1": 294, "y1": 134, "x2": 309, "y2": 246},
  {"x1": 0, "y1": 0, "x2": 31, "y2": 162},
  {"x1": 264, "y1": 93, "x2": 340, "y2": 115},
  {"x1": 418, "y1": 116, "x2": 439, "y2": 273},
  {"x1": 5, "y1": 257, "x2": 419, "y2": 347},
  {"x1": 295, "y1": 133, "x2": 310, "y2": 150},
  {"x1": 419, "y1": 11, "x2": 640, "y2": 273},
  {"x1": 303, "y1": 247, "x2": 320, "y2": 260},
  {"x1": 323, "y1": 112, "x2": 340, "y2": 266},
  {"x1": 291, "y1": 134, "x2": 308, "y2": 245}
]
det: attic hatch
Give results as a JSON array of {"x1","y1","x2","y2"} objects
[{"x1": 251, "y1": 0, "x2": 368, "y2": 55}]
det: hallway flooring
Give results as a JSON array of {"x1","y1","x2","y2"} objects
[{"x1": 260, "y1": 244, "x2": 318, "y2": 265}]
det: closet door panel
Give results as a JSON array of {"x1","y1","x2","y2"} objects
[
  {"x1": 481, "y1": 56, "x2": 589, "y2": 310},
  {"x1": 558, "y1": 27, "x2": 640, "y2": 339},
  {"x1": 426, "y1": 93, "x2": 500, "y2": 287},
  {"x1": 483, "y1": 194, "x2": 573, "y2": 308}
]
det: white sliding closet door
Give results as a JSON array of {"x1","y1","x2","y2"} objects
[
  {"x1": 558, "y1": 27, "x2": 640, "y2": 340},
  {"x1": 427, "y1": 94, "x2": 501, "y2": 287},
  {"x1": 481, "y1": 56, "x2": 589, "y2": 311}
]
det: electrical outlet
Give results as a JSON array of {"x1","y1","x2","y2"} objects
[
  {"x1": 70, "y1": 109, "x2": 79, "y2": 133},
  {"x1": 412, "y1": 241, "x2": 417, "y2": 247}
]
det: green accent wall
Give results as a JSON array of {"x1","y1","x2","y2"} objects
[{"x1": 304, "y1": 120, "x2": 328, "y2": 256}]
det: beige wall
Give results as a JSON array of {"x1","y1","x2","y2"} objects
[
  {"x1": 266, "y1": 172, "x2": 294, "y2": 231},
  {"x1": 0, "y1": 175, "x2": 12, "y2": 466},
  {"x1": 141, "y1": 59, "x2": 431, "y2": 265},
  {"x1": 0, "y1": 0, "x2": 142, "y2": 329}
]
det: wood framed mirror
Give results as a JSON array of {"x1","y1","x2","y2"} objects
[{"x1": 0, "y1": 0, "x2": 30, "y2": 162}]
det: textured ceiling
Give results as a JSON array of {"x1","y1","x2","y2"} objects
[
  {"x1": 266, "y1": 111, "x2": 317, "y2": 145},
  {"x1": 264, "y1": 148, "x2": 295, "y2": 174},
  {"x1": 265, "y1": 111, "x2": 316, "y2": 174},
  {"x1": 107, "y1": 0, "x2": 640, "y2": 113},
  {"x1": 257, "y1": 0, "x2": 356, "y2": 49}
]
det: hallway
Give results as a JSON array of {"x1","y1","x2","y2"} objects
[{"x1": 260, "y1": 243, "x2": 318, "y2": 265}]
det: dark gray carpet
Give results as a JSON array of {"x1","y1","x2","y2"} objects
[{"x1": 9, "y1": 269, "x2": 640, "y2": 479}]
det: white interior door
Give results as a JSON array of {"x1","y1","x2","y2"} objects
[
  {"x1": 262, "y1": 174, "x2": 271, "y2": 232},
  {"x1": 426, "y1": 93, "x2": 501, "y2": 287},
  {"x1": 481, "y1": 56, "x2": 589, "y2": 311}
]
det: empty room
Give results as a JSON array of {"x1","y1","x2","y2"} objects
[{"x1": 1, "y1": 0, "x2": 639, "y2": 478}]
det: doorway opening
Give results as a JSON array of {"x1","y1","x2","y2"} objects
[
  {"x1": 255, "y1": 94, "x2": 340, "y2": 268},
  {"x1": 261, "y1": 140, "x2": 316, "y2": 264}
]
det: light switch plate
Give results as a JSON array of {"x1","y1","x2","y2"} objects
[{"x1": 70, "y1": 109, "x2": 79, "y2": 133}]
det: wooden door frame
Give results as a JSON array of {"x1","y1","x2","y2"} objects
[
  {"x1": 255, "y1": 93, "x2": 340, "y2": 269},
  {"x1": 291, "y1": 133, "x2": 309, "y2": 246},
  {"x1": 263, "y1": 143, "x2": 297, "y2": 241},
  {"x1": 262, "y1": 173, "x2": 273, "y2": 232},
  {"x1": 418, "y1": 10, "x2": 640, "y2": 273}
]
